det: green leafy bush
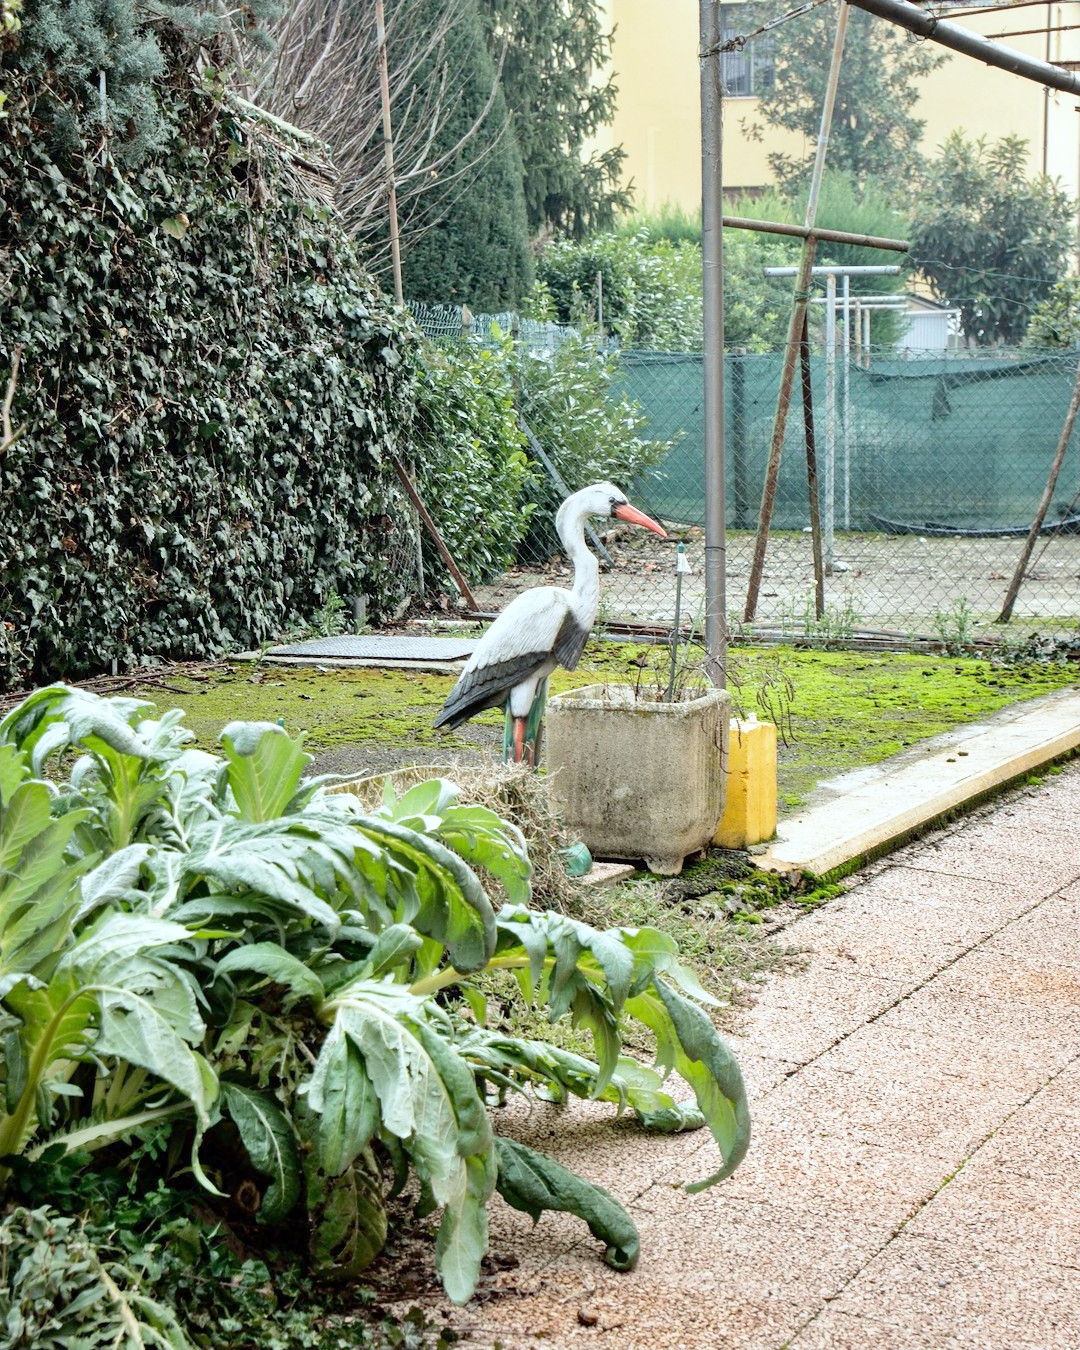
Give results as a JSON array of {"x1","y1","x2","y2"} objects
[
  {"x1": 515, "y1": 335, "x2": 673, "y2": 558},
  {"x1": 0, "y1": 47, "x2": 419, "y2": 692},
  {"x1": 412, "y1": 333, "x2": 537, "y2": 588},
  {"x1": 0, "y1": 1205, "x2": 189, "y2": 1350},
  {"x1": 1025, "y1": 277, "x2": 1080, "y2": 349},
  {"x1": 534, "y1": 225, "x2": 797, "y2": 353},
  {"x1": 0, "y1": 686, "x2": 750, "y2": 1308}
]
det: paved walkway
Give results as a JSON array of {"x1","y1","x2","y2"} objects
[{"x1": 446, "y1": 765, "x2": 1079, "y2": 1350}]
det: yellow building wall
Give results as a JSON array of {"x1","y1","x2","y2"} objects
[{"x1": 594, "y1": 0, "x2": 1080, "y2": 214}]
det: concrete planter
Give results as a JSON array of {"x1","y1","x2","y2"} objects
[{"x1": 545, "y1": 683, "x2": 730, "y2": 875}]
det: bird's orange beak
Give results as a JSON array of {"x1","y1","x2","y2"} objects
[{"x1": 613, "y1": 502, "x2": 668, "y2": 538}]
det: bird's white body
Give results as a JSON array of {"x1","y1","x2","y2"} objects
[{"x1": 435, "y1": 482, "x2": 665, "y2": 758}]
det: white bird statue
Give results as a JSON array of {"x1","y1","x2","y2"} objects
[{"x1": 435, "y1": 481, "x2": 668, "y2": 764}]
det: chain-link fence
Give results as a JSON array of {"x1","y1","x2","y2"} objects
[{"x1": 410, "y1": 303, "x2": 1079, "y2": 645}]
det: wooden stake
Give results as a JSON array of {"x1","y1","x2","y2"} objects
[
  {"x1": 744, "y1": 0, "x2": 849, "y2": 621},
  {"x1": 998, "y1": 353, "x2": 1080, "y2": 622},
  {"x1": 375, "y1": 0, "x2": 404, "y2": 305},
  {"x1": 390, "y1": 454, "x2": 478, "y2": 610}
]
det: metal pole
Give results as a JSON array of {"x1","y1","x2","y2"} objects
[
  {"x1": 843, "y1": 273, "x2": 852, "y2": 530},
  {"x1": 732, "y1": 352, "x2": 749, "y2": 528},
  {"x1": 700, "y1": 0, "x2": 726, "y2": 687},
  {"x1": 824, "y1": 271, "x2": 837, "y2": 572},
  {"x1": 744, "y1": 0, "x2": 849, "y2": 621},
  {"x1": 845, "y1": 0, "x2": 1080, "y2": 94},
  {"x1": 799, "y1": 313, "x2": 826, "y2": 618},
  {"x1": 375, "y1": 0, "x2": 404, "y2": 305}
]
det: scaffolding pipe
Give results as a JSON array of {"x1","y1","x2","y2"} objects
[
  {"x1": 764, "y1": 265, "x2": 903, "y2": 276},
  {"x1": 845, "y1": 0, "x2": 1080, "y2": 93},
  {"x1": 700, "y1": 0, "x2": 727, "y2": 686}
]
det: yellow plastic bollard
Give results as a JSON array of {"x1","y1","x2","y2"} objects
[{"x1": 714, "y1": 717, "x2": 778, "y2": 849}]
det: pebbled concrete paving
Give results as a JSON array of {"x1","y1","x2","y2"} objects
[{"x1": 443, "y1": 764, "x2": 1080, "y2": 1350}]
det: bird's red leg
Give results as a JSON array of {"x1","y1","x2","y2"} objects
[{"x1": 513, "y1": 717, "x2": 526, "y2": 763}]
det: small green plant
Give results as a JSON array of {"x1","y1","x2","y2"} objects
[
  {"x1": 933, "y1": 595, "x2": 975, "y2": 655},
  {"x1": 0, "y1": 1206, "x2": 189, "y2": 1350},
  {"x1": 777, "y1": 594, "x2": 861, "y2": 649}
]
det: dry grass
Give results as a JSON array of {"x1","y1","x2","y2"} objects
[{"x1": 328, "y1": 761, "x2": 580, "y2": 912}]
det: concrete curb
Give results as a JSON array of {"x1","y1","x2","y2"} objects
[{"x1": 757, "y1": 687, "x2": 1080, "y2": 879}]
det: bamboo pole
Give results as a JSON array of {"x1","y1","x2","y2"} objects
[
  {"x1": 998, "y1": 353, "x2": 1080, "y2": 622},
  {"x1": 722, "y1": 215, "x2": 908, "y2": 252},
  {"x1": 744, "y1": 0, "x2": 850, "y2": 621},
  {"x1": 390, "y1": 454, "x2": 478, "y2": 610}
]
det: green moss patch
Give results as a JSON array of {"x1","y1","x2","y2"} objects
[{"x1": 129, "y1": 643, "x2": 1076, "y2": 814}]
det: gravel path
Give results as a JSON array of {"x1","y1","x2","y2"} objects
[{"x1": 428, "y1": 766, "x2": 1080, "y2": 1349}]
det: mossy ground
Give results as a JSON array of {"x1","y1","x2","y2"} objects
[
  {"x1": 117, "y1": 640, "x2": 1075, "y2": 1050},
  {"x1": 129, "y1": 642, "x2": 1077, "y2": 812}
]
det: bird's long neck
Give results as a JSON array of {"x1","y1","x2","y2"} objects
[{"x1": 561, "y1": 509, "x2": 600, "y2": 622}]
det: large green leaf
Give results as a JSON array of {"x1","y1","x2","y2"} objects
[
  {"x1": 307, "y1": 1147, "x2": 388, "y2": 1281},
  {"x1": 304, "y1": 1019, "x2": 378, "y2": 1176},
  {"x1": 220, "y1": 723, "x2": 311, "y2": 823},
  {"x1": 351, "y1": 816, "x2": 497, "y2": 972},
  {"x1": 326, "y1": 986, "x2": 496, "y2": 1304},
  {"x1": 221, "y1": 1082, "x2": 301, "y2": 1222},
  {"x1": 412, "y1": 1019, "x2": 496, "y2": 1305},
  {"x1": 0, "y1": 742, "x2": 29, "y2": 803},
  {"x1": 94, "y1": 987, "x2": 217, "y2": 1131},
  {"x1": 0, "y1": 685, "x2": 155, "y2": 772},
  {"x1": 495, "y1": 1136, "x2": 639, "y2": 1272},
  {"x1": 379, "y1": 779, "x2": 532, "y2": 906},
  {"x1": 215, "y1": 942, "x2": 326, "y2": 1007},
  {"x1": 626, "y1": 978, "x2": 750, "y2": 1191}
]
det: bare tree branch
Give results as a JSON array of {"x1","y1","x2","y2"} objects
[
  {"x1": 250, "y1": 0, "x2": 508, "y2": 256},
  {"x1": 1, "y1": 345, "x2": 25, "y2": 455}
]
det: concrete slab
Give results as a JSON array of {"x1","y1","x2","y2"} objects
[
  {"x1": 397, "y1": 768, "x2": 1080, "y2": 1350},
  {"x1": 576, "y1": 861, "x2": 637, "y2": 887},
  {"x1": 822, "y1": 1233, "x2": 1079, "y2": 1350},
  {"x1": 265, "y1": 633, "x2": 478, "y2": 660},
  {"x1": 756, "y1": 687, "x2": 1080, "y2": 878}
]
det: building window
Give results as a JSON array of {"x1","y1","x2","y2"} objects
[{"x1": 721, "y1": 3, "x2": 775, "y2": 98}]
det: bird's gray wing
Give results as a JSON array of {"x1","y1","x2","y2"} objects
[
  {"x1": 434, "y1": 589, "x2": 569, "y2": 729},
  {"x1": 552, "y1": 610, "x2": 592, "y2": 671}
]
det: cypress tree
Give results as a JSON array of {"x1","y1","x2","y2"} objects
[{"x1": 395, "y1": 0, "x2": 532, "y2": 310}]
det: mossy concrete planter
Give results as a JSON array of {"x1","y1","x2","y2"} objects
[{"x1": 546, "y1": 683, "x2": 730, "y2": 875}]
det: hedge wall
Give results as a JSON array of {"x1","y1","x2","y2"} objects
[{"x1": 0, "y1": 54, "x2": 419, "y2": 691}]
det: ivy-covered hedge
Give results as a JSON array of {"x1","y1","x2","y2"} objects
[
  {"x1": 412, "y1": 336, "x2": 536, "y2": 586},
  {"x1": 0, "y1": 57, "x2": 419, "y2": 691}
]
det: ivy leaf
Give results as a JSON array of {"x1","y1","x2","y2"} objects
[{"x1": 159, "y1": 213, "x2": 189, "y2": 240}]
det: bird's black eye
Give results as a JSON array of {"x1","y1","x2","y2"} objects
[{"x1": 609, "y1": 497, "x2": 620, "y2": 516}]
